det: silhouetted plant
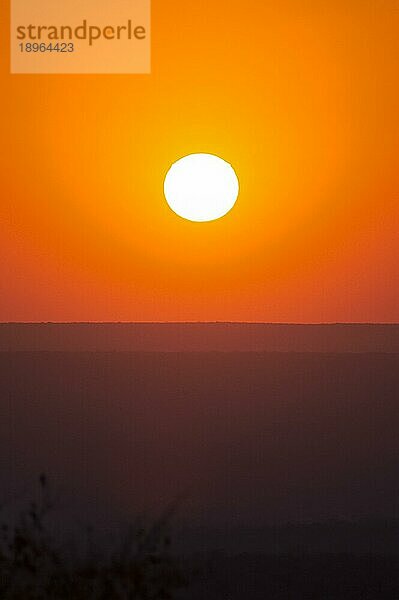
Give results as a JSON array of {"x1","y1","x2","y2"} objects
[{"x1": 0, "y1": 475, "x2": 187, "y2": 599}]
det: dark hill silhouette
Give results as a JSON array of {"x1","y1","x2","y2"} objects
[
  {"x1": 0, "y1": 324, "x2": 398, "y2": 597},
  {"x1": 0, "y1": 322, "x2": 398, "y2": 352},
  {"x1": 0, "y1": 350, "x2": 397, "y2": 532}
]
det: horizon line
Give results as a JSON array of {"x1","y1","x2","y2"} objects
[{"x1": 1, "y1": 321, "x2": 399, "y2": 326}]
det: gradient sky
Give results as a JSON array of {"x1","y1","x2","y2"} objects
[{"x1": 1, "y1": 0, "x2": 398, "y2": 322}]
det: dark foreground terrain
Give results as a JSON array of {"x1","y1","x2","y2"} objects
[
  {"x1": 0, "y1": 337, "x2": 398, "y2": 597},
  {"x1": 186, "y1": 552, "x2": 399, "y2": 599}
]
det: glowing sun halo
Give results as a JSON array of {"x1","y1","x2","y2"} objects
[{"x1": 164, "y1": 153, "x2": 239, "y2": 222}]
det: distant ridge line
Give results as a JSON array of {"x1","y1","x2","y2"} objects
[
  {"x1": 0, "y1": 321, "x2": 399, "y2": 327},
  {"x1": 0, "y1": 322, "x2": 398, "y2": 353},
  {"x1": 1, "y1": 322, "x2": 399, "y2": 325}
]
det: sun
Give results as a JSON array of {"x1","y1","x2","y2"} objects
[{"x1": 164, "y1": 153, "x2": 239, "y2": 222}]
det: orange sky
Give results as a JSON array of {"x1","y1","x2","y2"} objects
[{"x1": 1, "y1": 0, "x2": 398, "y2": 322}]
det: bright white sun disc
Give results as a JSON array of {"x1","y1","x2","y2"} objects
[{"x1": 164, "y1": 153, "x2": 239, "y2": 222}]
